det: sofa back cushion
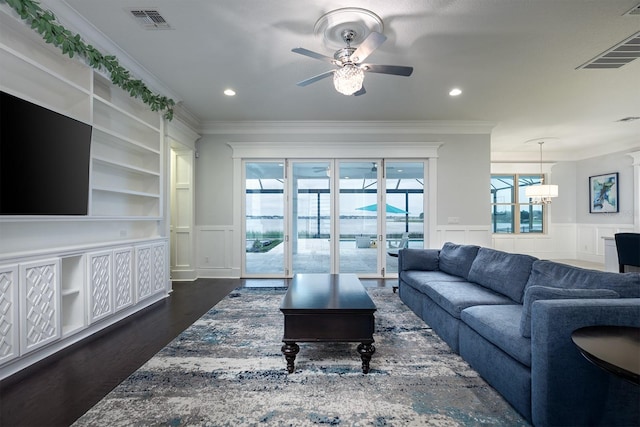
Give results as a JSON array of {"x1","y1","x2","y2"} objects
[
  {"x1": 519, "y1": 286, "x2": 619, "y2": 337},
  {"x1": 468, "y1": 248, "x2": 538, "y2": 302},
  {"x1": 398, "y1": 248, "x2": 440, "y2": 271},
  {"x1": 525, "y1": 260, "x2": 640, "y2": 298},
  {"x1": 438, "y1": 242, "x2": 480, "y2": 279}
]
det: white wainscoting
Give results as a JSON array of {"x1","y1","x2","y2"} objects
[
  {"x1": 435, "y1": 226, "x2": 492, "y2": 248},
  {"x1": 576, "y1": 223, "x2": 635, "y2": 264},
  {"x1": 491, "y1": 223, "x2": 634, "y2": 263},
  {"x1": 196, "y1": 225, "x2": 239, "y2": 278},
  {"x1": 492, "y1": 224, "x2": 576, "y2": 259}
]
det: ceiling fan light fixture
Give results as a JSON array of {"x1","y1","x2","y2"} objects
[{"x1": 333, "y1": 64, "x2": 364, "y2": 95}]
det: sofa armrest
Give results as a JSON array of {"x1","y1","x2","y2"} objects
[
  {"x1": 398, "y1": 248, "x2": 440, "y2": 272},
  {"x1": 531, "y1": 298, "x2": 640, "y2": 427}
]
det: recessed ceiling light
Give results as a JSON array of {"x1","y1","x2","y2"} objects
[
  {"x1": 223, "y1": 89, "x2": 236, "y2": 96},
  {"x1": 449, "y1": 88, "x2": 462, "y2": 96}
]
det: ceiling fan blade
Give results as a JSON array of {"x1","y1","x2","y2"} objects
[
  {"x1": 363, "y1": 64, "x2": 413, "y2": 76},
  {"x1": 351, "y1": 31, "x2": 387, "y2": 62},
  {"x1": 296, "y1": 70, "x2": 335, "y2": 87},
  {"x1": 353, "y1": 86, "x2": 366, "y2": 96},
  {"x1": 292, "y1": 47, "x2": 335, "y2": 64}
]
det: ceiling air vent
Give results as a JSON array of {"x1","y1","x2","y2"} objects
[
  {"x1": 128, "y1": 9, "x2": 172, "y2": 30},
  {"x1": 623, "y1": 3, "x2": 640, "y2": 16},
  {"x1": 577, "y1": 31, "x2": 640, "y2": 69}
]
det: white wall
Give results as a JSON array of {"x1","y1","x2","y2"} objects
[
  {"x1": 576, "y1": 150, "x2": 635, "y2": 225},
  {"x1": 574, "y1": 150, "x2": 637, "y2": 263},
  {"x1": 435, "y1": 134, "x2": 492, "y2": 247}
]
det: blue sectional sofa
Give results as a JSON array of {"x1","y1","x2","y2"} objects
[{"x1": 398, "y1": 242, "x2": 640, "y2": 426}]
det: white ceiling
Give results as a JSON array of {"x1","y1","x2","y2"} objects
[{"x1": 43, "y1": 0, "x2": 640, "y2": 160}]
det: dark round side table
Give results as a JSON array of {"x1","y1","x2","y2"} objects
[{"x1": 571, "y1": 325, "x2": 640, "y2": 385}]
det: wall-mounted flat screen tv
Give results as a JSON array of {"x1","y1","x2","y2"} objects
[{"x1": 0, "y1": 91, "x2": 92, "y2": 215}]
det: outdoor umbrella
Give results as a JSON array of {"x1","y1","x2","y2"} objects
[
  {"x1": 356, "y1": 203, "x2": 410, "y2": 233},
  {"x1": 355, "y1": 203, "x2": 408, "y2": 214}
]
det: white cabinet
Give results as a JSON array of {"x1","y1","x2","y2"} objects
[
  {"x1": 19, "y1": 258, "x2": 61, "y2": 355},
  {"x1": 87, "y1": 250, "x2": 113, "y2": 324},
  {"x1": 113, "y1": 247, "x2": 134, "y2": 312},
  {"x1": 87, "y1": 246, "x2": 136, "y2": 324},
  {"x1": 0, "y1": 265, "x2": 19, "y2": 364},
  {"x1": 135, "y1": 241, "x2": 168, "y2": 302},
  {"x1": 603, "y1": 237, "x2": 617, "y2": 272}
]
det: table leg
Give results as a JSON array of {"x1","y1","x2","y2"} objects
[
  {"x1": 357, "y1": 342, "x2": 376, "y2": 374},
  {"x1": 281, "y1": 342, "x2": 299, "y2": 373}
]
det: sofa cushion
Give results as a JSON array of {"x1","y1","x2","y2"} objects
[
  {"x1": 468, "y1": 248, "x2": 537, "y2": 303},
  {"x1": 519, "y1": 286, "x2": 620, "y2": 337},
  {"x1": 525, "y1": 260, "x2": 640, "y2": 298},
  {"x1": 417, "y1": 280, "x2": 514, "y2": 319},
  {"x1": 401, "y1": 270, "x2": 467, "y2": 291},
  {"x1": 461, "y1": 305, "x2": 531, "y2": 368},
  {"x1": 398, "y1": 248, "x2": 439, "y2": 271},
  {"x1": 438, "y1": 242, "x2": 480, "y2": 279}
]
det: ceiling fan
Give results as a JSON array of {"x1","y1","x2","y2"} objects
[{"x1": 292, "y1": 29, "x2": 413, "y2": 96}]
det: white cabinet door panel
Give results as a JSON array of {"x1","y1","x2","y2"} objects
[{"x1": 19, "y1": 259, "x2": 60, "y2": 354}]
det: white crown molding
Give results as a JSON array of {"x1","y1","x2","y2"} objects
[
  {"x1": 167, "y1": 118, "x2": 201, "y2": 149},
  {"x1": 493, "y1": 141, "x2": 640, "y2": 163},
  {"x1": 626, "y1": 150, "x2": 640, "y2": 165},
  {"x1": 39, "y1": 0, "x2": 181, "y2": 103},
  {"x1": 227, "y1": 140, "x2": 444, "y2": 159},
  {"x1": 491, "y1": 162, "x2": 556, "y2": 175},
  {"x1": 199, "y1": 120, "x2": 495, "y2": 135}
]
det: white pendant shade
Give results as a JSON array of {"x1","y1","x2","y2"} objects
[
  {"x1": 333, "y1": 65, "x2": 364, "y2": 95},
  {"x1": 526, "y1": 140, "x2": 559, "y2": 204},
  {"x1": 525, "y1": 184, "x2": 558, "y2": 204}
]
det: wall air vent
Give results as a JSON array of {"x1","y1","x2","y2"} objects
[
  {"x1": 577, "y1": 31, "x2": 640, "y2": 69},
  {"x1": 128, "y1": 9, "x2": 172, "y2": 30},
  {"x1": 624, "y1": 3, "x2": 640, "y2": 16}
]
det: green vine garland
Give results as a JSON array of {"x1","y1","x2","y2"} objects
[{"x1": 3, "y1": 0, "x2": 175, "y2": 120}]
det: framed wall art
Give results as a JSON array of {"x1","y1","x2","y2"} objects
[{"x1": 589, "y1": 172, "x2": 619, "y2": 213}]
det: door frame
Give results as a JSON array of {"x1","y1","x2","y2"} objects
[{"x1": 230, "y1": 141, "x2": 441, "y2": 278}]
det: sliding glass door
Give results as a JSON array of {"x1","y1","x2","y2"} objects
[
  {"x1": 244, "y1": 162, "x2": 285, "y2": 275},
  {"x1": 338, "y1": 161, "x2": 379, "y2": 275},
  {"x1": 385, "y1": 162, "x2": 424, "y2": 274},
  {"x1": 291, "y1": 162, "x2": 331, "y2": 274},
  {"x1": 243, "y1": 159, "x2": 426, "y2": 277}
]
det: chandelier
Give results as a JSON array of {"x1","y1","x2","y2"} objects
[{"x1": 525, "y1": 141, "x2": 558, "y2": 204}]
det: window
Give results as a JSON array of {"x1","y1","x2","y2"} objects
[{"x1": 491, "y1": 174, "x2": 546, "y2": 234}]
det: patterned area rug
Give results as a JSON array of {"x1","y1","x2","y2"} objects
[{"x1": 74, "y1": 287, "x2": 529, "y2": 426}]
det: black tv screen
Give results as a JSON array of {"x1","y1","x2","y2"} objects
[{"x1": 0, "y1": 91, "x2": 92, "y2": 215}]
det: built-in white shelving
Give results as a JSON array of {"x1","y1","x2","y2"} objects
[
  {"x1": 90, "y1": 74, "x2": 162, "y2": 219},
  {"x1": 60, "y1": 255, "x2": 86, "y2": 337},
  {"x1": 0, "y1": 8, "x2": 169, "y2": 380}
]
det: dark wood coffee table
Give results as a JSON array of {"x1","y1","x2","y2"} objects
[{"x1": 280, "y1": 273, "x2": 377, "y2": 373}]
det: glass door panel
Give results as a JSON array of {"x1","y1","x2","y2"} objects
[
  {"x1": 339, "y1": 161, "x2": 379, "y2": 275},
  {"x1": 244, "y1": 162, "x2": 285, "y2": 275},
  {"x1": 385, "y1": 162, "x2": 424, "y2": 274},
  {"x1": 291, "y1": 162, "x2": 331, "y2": 274}
]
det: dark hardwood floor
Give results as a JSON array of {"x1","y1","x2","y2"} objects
[
  {"x1": 0, "y1": 279, "x2": 241, "y2": 427},
  {"x1": 0, "y1": 277, "x2": 392, "y2": 427}
]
